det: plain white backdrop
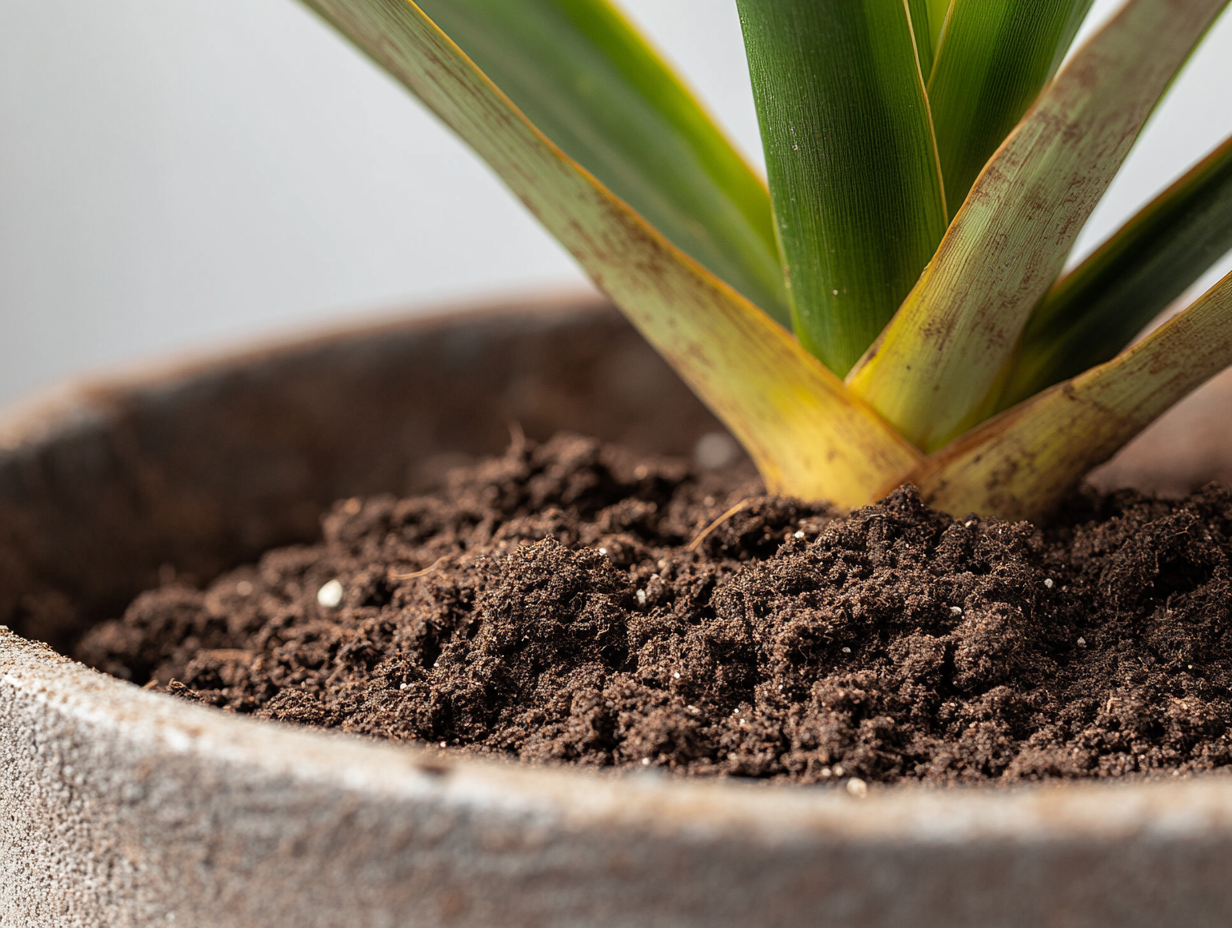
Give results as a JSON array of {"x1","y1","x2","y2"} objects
[{"x1": 1, "y1": 0, "x2": 1230, "y2": 404}]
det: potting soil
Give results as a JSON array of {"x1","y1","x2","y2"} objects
[{"x1": 78, "y1": 433, "x2": 1232, "y2": 785}]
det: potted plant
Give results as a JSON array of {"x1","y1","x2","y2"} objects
[
  {"x1": 285, "y1": 0, "x2": 1232, "y2": 521},
  {"x1": 4, "y1": 0, "x2": 1232, "y2": 923}
]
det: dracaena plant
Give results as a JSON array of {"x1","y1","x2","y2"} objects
[{"x1": 295, "y1": 0, "x2": 1232, "y2": 522}]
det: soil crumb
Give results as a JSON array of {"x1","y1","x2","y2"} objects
[{"x1": 78, "y1": 433, "x2": 1232, "y2": 785}]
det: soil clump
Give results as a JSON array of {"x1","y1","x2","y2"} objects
[{"x1": 78, "y1": 433, "x2": 1232, "y2": 785}]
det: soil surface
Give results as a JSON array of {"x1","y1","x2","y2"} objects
[{"x1": 78, "y1": 433, "x2": 1232, "y2": 785}]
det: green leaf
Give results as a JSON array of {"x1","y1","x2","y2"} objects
[
  {"x1": 296, "y1": 0, "x2": 923, "y2": 505},
  {"x1": 848, "y1": 0, "x2": 1228, "y2": 453},
  {"x1": 927, "y1": 0, "x2": 1094, "y2": 217},
  {"x1": 927, "y1": 0, "x2": 953, "y2": 57},
  {"x1": 905, "y1": 0, "x2": 939, "y2": 80},
  {"x1": 1002, "y1": 133, "x2": 1232, "y2": 408},
  {"x1": 412, "y1": 0, "x2": 790, "y2": 326},
  {"x1": 905, "y1": 268, "x2": 1232, "y2": 522},
  {"x1": 736, "y1": 0, "x2": 948, "y2": 376},
  {"x1": 908, "y1": 0, "x2": 954, "y2": 77}
]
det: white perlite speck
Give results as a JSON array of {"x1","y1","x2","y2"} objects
[
  {"x1": 317, "y1": 579, "x2": 344, "y2": 609},
  {"x1": 950, "y1": 606, "x2": 963, "y2": 616},
  {"x1": 1044, "y1": 578, "x2": 1055, "y2": 589},
  {"x1": 693, "y1": 431, "x2": 739, "y2": 470},
  {"x1": 636, "y1": 589, "x2": 647, "y2": 606},
  {"x1": 846, "y1": 778, "x2": 868, "y2": 798}
]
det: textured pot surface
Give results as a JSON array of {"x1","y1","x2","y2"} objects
[{"x1": 3, "y1": 293, "x2": 1232, "y2": 927}]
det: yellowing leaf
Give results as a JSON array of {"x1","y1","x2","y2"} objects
[
  {"x1": 848, "y1": 0, "x2": 1228, "y2": 452},
  {"x1": 297, "y1": 0, "x2": 923, "y2": 505},
  {"x1": 1004, "y1": 133, "x2": 1232, "y2": 406},
  {"x1": 906, "y1": 270, "x2": 1232, "y2": 522},
  {"x1": 415, "y1": 0, "x2": 790, "y2": 325}
]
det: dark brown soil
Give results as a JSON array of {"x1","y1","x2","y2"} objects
[{"x1": 77, "y1": 433, "x2": 1232, "y2": 785}]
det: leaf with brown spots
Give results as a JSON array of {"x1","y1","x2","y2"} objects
[
  {"x1": 847, "y1": 0, "x2": 1228, "y2": 453},
  {"x1": 413, "y1": 0, "x2": 789, "y2": 326},
  {"x1": 295, "y1": 0, "x2": 922, "y2": 505},
  {"x1": 1003, "y1": 132, "x2": 1232, "y2": 405},
  {"x1": 907, "y1": 269, "x2": 1232, "y2": 521}
]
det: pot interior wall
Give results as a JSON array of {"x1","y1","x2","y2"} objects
[{"x1": 0, "y1": 296, "x2": 725, "y2": 651}]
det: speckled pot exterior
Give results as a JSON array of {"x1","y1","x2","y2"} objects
[{"x1": 3, "y1": 293, "x2": 1232, "y2": 927}]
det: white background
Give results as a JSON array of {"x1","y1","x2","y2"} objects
[{"x1": 1, "y1": 0, "x2": 1230, "y2": 404}]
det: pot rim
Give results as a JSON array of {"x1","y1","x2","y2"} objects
[{"x1": 6, "y1": 625, "x2": 1232, "y2": 848}]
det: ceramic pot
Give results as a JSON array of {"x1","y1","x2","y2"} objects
[{"x1": 3, "y1": 292, "x2": 1232, "y2": 927}]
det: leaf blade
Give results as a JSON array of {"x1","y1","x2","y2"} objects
[
  {"x1": 927, "y1": 0, "x2": 1094, "y2": 217},
  {"x1": 296, "y1": 0, "x2": 922, "y2": 505},
  {"x1": 1002, "y1": 133, "x2": 1232, "y2": 407},
  {"x1": 905, "y1": 269, "x2": 1232, "y2": 522},
  {"x1": 736, "y1": 0, "x2": 948, "y2": 375},
  {"x1": 927, "y1": 0, "x2": 953, "y2": 61},
  {"x1": 414, "y1": 0, "x2": 790, "y2": 325},
  {"x1": 847, "y1": 0, "x2": 1228, "y2": 453},
  {"x1": 906, "y1": 0, "x2": 938, "y2": 80}
]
